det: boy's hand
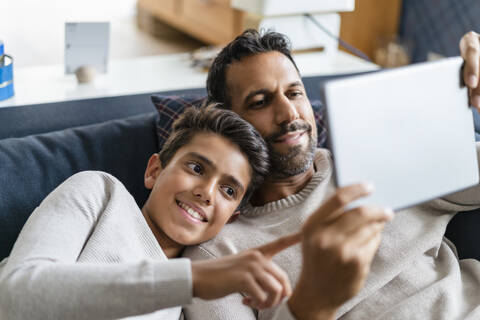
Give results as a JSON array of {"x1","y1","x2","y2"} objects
[{"x1": 191, "y1": 233, "x2": 300, "y2": 309}]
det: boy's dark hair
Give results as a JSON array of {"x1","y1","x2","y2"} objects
[
  {"x1": 158, "y1": 104, "x2": 270, "y2": 209},
  {"x1": 206, "y1": 29, "x2": 299, "y2": 105}
]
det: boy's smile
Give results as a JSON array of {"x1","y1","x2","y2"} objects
[
  {"x1": 176, "y1": 200, "x2": 208, "y2": 223},
  {"x1": 141, "y1": 132, "x2": 252, "y2": 252}
]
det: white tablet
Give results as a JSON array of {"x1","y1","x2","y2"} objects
[{"x1": 322, "y1": 57, "x2": 479, "y2": 210}]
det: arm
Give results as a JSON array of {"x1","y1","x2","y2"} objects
[
  {"x1": 438, "y1": 32, "x2": 480, "y2": 207},
  {"x1": 0, "y1": 172, "x2": 192, "y2": 319},
  {"x1": 185, "y1": 185, "x2": 391, "y2": 320},
  {"x1": 185, "y1": 234, "x2": 301, "y2": 320},
  {"x1": 183, "y1": 245, "x2": 257, "y2": 320},
  {"x1": 285, "y1": 184, "x2": 392, "y2": 320}
]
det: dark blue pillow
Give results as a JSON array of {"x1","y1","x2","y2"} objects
[
  {"x1": 151, "y1": 94, "x2": 328, "y2": 150},
  {"x1": 0, "y1": 112, "x2": 158, "y2": 260}
]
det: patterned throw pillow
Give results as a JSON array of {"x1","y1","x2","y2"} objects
[{"x1": 151, "y1": 94, "x2": 328, "y2": 150}]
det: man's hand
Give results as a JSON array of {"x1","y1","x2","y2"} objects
[
  {"x1": 460, "y1": 31, "x2": 480, "y2": 112},
  {"x1": 191, "y1": 232, "x2": 300, "y2": 310},
  {"x1": 288, "y1": 184, "x2": 394, "y2": 320}
]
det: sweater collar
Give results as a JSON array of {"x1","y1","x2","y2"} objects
[{"x1": 243, "y1": 149, "x2": 332, "y2": 216}]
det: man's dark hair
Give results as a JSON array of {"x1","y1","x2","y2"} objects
[
  {"x1": 158, "y1": 104, "x2": 270, "y2": 209},
  {"x1": 206, "y1": 29, "x2": 299, "y2": 105}
]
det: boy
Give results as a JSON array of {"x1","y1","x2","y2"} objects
[{"x1": 0, "y1": 105, "x2": 297, "y2": 319}]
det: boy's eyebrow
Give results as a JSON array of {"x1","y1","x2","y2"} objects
[{"x1": 187, "y1": 152, "x2": 246, "y2": 194}]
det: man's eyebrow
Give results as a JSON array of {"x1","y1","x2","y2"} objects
[
  {"x1": 187, "y1": 152, "x2": 246, "y2": 194},
  {"x1": 288, "y1": 81, "x2": 303, "y2": 88}
]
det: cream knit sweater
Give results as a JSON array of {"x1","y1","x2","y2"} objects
[
  {"x1": 0, "y1": 171, "x2": 192, "y2": 320},
  {"x1": 183, "y1": 147, "x2": 480, "y2": 320}
]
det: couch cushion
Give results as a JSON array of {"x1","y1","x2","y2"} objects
[
  {"x1": 0, "y1": 112, "x2": 159, "y2": 260},
  {"x1": 151, "y1": 94, "x2": 328, "y2": 150}
]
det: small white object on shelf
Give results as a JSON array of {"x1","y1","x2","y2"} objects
[
  {"x1": 233, "y1": 0, "x2": 355, "y2": 53},
  {"x1": 232, "y1": 0, "x2": 355, "y2": 16},
  {"x1": 253, "y1": 14, "x2": 340, "y2": 55}
]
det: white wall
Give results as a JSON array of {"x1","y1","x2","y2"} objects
[{"x1": 0, "y1": 0, "x2": 138, "y2": 67}]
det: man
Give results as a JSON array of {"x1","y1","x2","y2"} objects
[{"x1": 183, "y1": 29, "x2": 480, "y2": 319}]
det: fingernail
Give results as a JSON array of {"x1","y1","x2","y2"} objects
[{"x1": 469, "y1": 75, "x2": 478, "y2": 87}]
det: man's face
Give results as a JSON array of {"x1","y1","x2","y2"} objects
[
  {"x1": 142, "y1": 132, "x2": 251, "y2": 246},
  {"x1": 225, "y1": 51, "x2": 317, "y2": 178}
]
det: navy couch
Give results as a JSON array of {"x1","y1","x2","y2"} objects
[{"x1": 1, "y1": 75, "x2": 480, "y2": 262}]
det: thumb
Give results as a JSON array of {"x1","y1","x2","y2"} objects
[{"x1": 257, "y1": 232, "x2": 301, "y2": 259}]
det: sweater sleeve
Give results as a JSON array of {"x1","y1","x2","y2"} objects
[{"x1": 0, "y1": 171, "x2": 192, "y2": 320}]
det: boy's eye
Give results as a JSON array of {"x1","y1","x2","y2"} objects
[
  {"x1": 221, "y1": 185, "x2": 236, "y2": 198},
  {"x1": 186, "y1": 162, "x2": 203, "y2": 174}
]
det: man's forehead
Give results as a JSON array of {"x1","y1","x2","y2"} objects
[{"x1": 226, "y1": 51, "x2": 302, "y2": 92}]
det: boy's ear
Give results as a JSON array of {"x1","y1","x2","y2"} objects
[
  {"x1": 144, "y1": 153, "x2": 163, "y2": 190},
  {"x1": 227, "y1": 210, "x2": 241, "y2": 223}
]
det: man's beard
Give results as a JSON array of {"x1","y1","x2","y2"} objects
[{"x1": 265, "y1": 121, "x2": 316, "y2": 178}]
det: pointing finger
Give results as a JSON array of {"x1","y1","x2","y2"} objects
[{"x1": 257, "y1": 232, "x2": 301, "y2": 259}]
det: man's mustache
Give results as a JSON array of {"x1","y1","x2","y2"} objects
[{"x1": 265, "y1": 121, "x2": 312, "y2": 143}]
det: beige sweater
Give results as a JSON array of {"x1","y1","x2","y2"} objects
[
  {"x1": 0, "y1": 171, "x2": 192, "y2": 320},
  {"x1": 183, "y1": 147, "x2": 480, "y2": 320}
]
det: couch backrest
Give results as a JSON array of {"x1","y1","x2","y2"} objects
[{"x1": 0, "y1": 112, "x2": 159, "y2": 259}]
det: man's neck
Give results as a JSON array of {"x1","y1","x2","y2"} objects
[{"x1": 250, "y1": 166, "x2": 315, "y2": 206}]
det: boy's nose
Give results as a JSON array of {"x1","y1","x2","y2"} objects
[{"x1": 193, "y1": 180, "x2": 215, "y2": 205}]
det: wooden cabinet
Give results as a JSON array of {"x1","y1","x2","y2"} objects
[
  {"x1": 340, "y1": 0, "x2": 403, "y2": 59},
  {"x1": 138, "y1": 0, "x2": 403, "y2": 57},
  {"x1": 137, "y1": 0, "x2": 246, "y2": 45}
]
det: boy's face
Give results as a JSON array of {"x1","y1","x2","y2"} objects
[{"x1": 142, "y1": 132, "x2": 251, "y2": 246}]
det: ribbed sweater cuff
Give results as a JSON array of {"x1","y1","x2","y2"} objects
[{"x1": 152, "y1": 258, "x2": 193, "y2": 307}]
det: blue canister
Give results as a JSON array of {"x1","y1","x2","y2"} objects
[{"x1": 0, "y1": 40, "x2": 14, "y2": 101}]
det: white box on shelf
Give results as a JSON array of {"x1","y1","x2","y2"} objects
[
  {"x1": 251, "y1": 13, "x2": 340, "y2": 53},
  {"x1": 232, "y1": 0, "x2": 354, "y2": 16}
]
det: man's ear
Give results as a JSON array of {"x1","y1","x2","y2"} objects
[
  {"x1": 144, "y1": 153, "x2": 163, "y2": 190},
  {"x1": 227, "y1": 210, "x2": 241, "y2": 223}
]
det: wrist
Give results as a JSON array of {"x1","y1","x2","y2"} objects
[
  {"x1": 287, "y1": 287, "x2": 337, "y2": 320},
  {"x1": 191, "y1": 261, "x2": 203, "y2": 298}
]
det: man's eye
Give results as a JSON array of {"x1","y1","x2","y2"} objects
[
  {"x1": 289, "y1": 91, "x2": 303, "y2": 98},
  {"x1": 249, "y1": 100, "x2": 265, "y2": 109},
  {"x1": 187, "y1": 162, "x2": 203, "y2": 174},
  {"x1": 221, "y1": 185, "x2": 236, "y2": 198}
]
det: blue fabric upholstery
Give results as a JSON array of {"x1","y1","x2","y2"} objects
[{"x1": 0, "y1": 113, "x2": 158, "y2": 259}]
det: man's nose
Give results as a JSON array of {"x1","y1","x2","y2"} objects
[
  {"x1": 274, "y1": 95, "x2": 299, "y2": 125},
  {"x1": 193, "y1": 179, "x2": 216, "y2": 205}
]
